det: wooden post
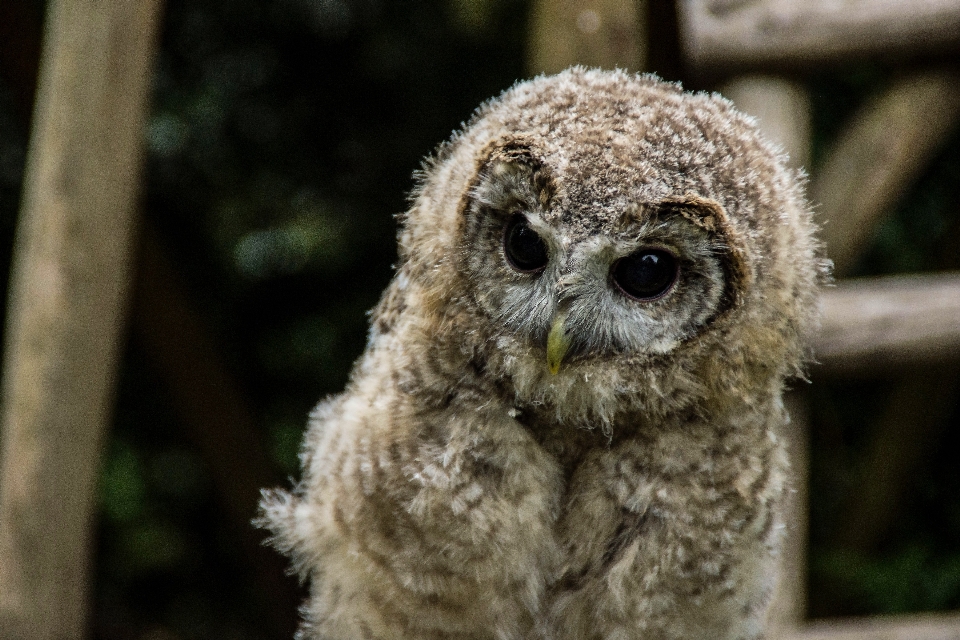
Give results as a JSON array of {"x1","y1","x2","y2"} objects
[
  {"x1": 528, "y1": 0, "x2": 646, "y2": 76},
  {"x1": 721, "y1": 74, "x2": 812, "y2": 632},
  {"x1": 0, "y1": 0, "x2": 163, "y2": 637},
  {"x1": 720, "y1": 76, "x2": 811, "y2": 171}
]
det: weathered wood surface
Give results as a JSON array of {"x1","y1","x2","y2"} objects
[
  {"x1": 0, "y1": 2, "x2": 301, "y2": 634},
  {"x1": 682, "y1": 0, "x2": 960, "y2": 70},
  {"x1": 528, "y1": 0, "x2": 646, "y2": 75},
  {"x1": 721, "y1": 74, "x2": 811, "y2": 631},
  {"x1": 0, "y1": 0, "x2": 162, "y2": 637},
  {"x1": 815, "y1": 273, "x2": 960, "y2": 375},
  {"x1": 811, "y1": 71, "x2": 960, "y2": 277},
  {"x1": 721, "y1": 75, "x2": 811, "y2": 170},
  {"x1": 785, "y1": 612, "x2": 960, "y2": 640}
]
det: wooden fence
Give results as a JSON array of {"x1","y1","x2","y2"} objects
[
  {"x1": 694, "y1": 2, "x2": 960, "y2": 638},
  {"x1": 531, "y1": 0, "x2": 960, "y2": 637}
]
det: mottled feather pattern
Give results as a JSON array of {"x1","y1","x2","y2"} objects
[{"x1": 258, "y1": 68, "x2": 827, "y2": 639}]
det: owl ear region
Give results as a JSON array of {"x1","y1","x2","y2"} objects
[
  {"x1": 472, "y1": 141, "x2": 555, "y2": 212},
  {"x1": 659, "y1": 194, "x2": 753, "y2": 317}
]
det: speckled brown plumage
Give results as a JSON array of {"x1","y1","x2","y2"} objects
[{"x1": 258, "y1": 68, "x2": 829, "y2": 640}]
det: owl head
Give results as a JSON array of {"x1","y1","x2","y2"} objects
[{"x1": 380, "y1": 68, "x2": 825, "y2": 430}]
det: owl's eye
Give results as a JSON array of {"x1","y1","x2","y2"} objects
[
  {"x1": 503, "y1": 215, "x2": 549, "y2": 273},
  {"x1": 611, "y1": 249, "x2": 678, "y2": 301}
]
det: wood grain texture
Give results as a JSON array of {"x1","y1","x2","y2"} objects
[
  {"x1": 721, "y1": 75, "x2": 812, "y2": 632},
  {"x1": 0, "y1": 0, "x2": 163, "y2": 637},
  {"x1": 815, "y1": 273, "x2": 960, "y2": 375},
  {"x1": 811, "y1": 71, "x2": 960, "y2": 277},
  {"x1": 682, "y1": 0, "x2": 960, "y2": 70},
  {"x1": 527, "y1": 0, "x2": 646, "y2": 75},
  {"x1": 784, "y1": 612, "x2": 960, "y2": 640}
]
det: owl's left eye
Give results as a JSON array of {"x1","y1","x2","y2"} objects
[
  {"x1": 611, "y1": 249, "x2": 679, "y2": 301},
  {"x1": 503, "y1": 215, "x2": 549, "y2": 273}
]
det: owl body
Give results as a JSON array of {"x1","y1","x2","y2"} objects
[{"x1": 260, "y1": 69, "x2": 825, "y2": 640}]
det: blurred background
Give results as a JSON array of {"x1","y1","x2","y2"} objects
[{"x1": 0, "y1": 0, "x2": 959, "y2": 638}]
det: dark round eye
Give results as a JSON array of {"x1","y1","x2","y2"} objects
[
  {"x1": 503, "y1": 215, "x2": 549, "y2": 273},
  {"x1": 611, "y1": 249, "x2": 678, "y2": 301}
]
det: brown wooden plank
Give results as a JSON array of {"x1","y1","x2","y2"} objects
[
  {"x1": 812, "y1": 71, "x2": 960, "y2": 277},
  {"x1": 682, "y1": 0, "x2": 960, "y2": 70},
  {"x1": 0, "y1": 0, "x2": 163, "y2": 637},
  {"x1": 785, "y1": 612, "x2": 960, "y2": 640},
  {"x1": 815, "y1": 273, "x2": 960, "y2": 375}
]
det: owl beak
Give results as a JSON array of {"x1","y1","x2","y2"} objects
[{"x1": 546, "y1": 309, "x2": 571, "y2": 375}]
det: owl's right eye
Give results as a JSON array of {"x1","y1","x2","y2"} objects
[{"x1": 503, "y1": 215, "x2": 549, "y2": 273}]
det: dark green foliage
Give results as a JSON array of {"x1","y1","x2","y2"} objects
[{"x1": 808, "y1": 376, "x2": 960, "y2": 616}]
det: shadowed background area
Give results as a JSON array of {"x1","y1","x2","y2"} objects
[{"x1": 0, "y1": 0, "x2": 958, "y2": 638}]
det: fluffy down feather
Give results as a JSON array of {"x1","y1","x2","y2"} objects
[{"x1": 258, "y1": 67, "x2": 828, "y2": 640}]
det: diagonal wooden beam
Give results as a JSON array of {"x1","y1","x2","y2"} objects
[
  {"x1": 132, "y1": 228, "x2": 302, "y2": 638},
  {"x1": 812, "y1": 71, "x2": 960, "y2": 277}
]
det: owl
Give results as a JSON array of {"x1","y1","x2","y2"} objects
[{"x1": 258, "y1": 68, "x2": 826, "y2": 640}]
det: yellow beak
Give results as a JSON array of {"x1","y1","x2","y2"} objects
[{"x1": 546, "y1": 310, "x2": 572, "y2": 375}]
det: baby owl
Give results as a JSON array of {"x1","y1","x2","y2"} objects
[{"x1": 259, "y1": 68, "x2": 825, "y2": 640}]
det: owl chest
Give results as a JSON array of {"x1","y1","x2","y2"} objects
[
  {"x1": 502, "y1": 421, "x2": 766, "y2": 574},
  {"x1": 398, "y1": 422, "x2": 775, "y2": 605},
  {"x1": 555, "y1": 447, "x2": 767, "y2": 585},
  {"x1": 329, "y1": 396, "x2": 780, "y2": 639}
]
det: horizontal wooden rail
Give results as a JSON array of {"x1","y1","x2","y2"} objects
[
  {"x1": 785, "y1": 611, "x2": 960, "y2": 640},
  {"x1": 681, "y1": 0, "x2": 960, "y2": 70},
  {"x1": 814, "y1": 272, "x2": 960, "y2": 375}
]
